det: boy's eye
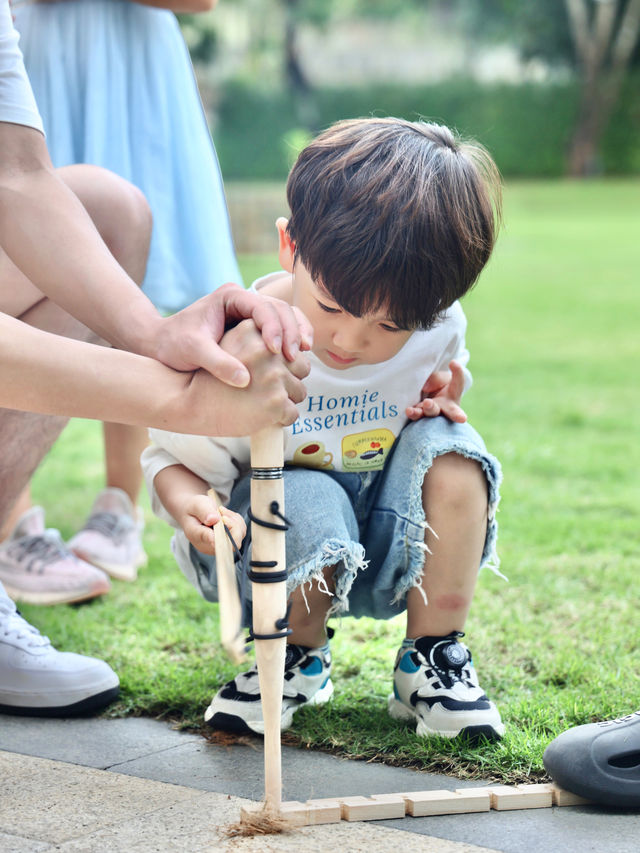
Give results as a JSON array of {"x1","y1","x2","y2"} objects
[
  {"x1": 317, "y1": 301, "x2": 341, "y2": 314},
  {"x1": 380, "y1": 323, "x2": 402, "y2": 332}
]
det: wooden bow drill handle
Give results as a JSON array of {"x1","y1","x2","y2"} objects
[
  {"x1": 250, "y1": 425, "x2": 288, "y2": 813},
  {"x1": 207, "y1": 488, "x2": 247, "y2": 665}
]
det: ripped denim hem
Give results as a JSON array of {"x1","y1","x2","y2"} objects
[
  {"x1": 391, "y1": 439, "x2": 505, "y2": 607},
  {"x1": 287, "y1": 538, "x2": 368, "y2": 617}
]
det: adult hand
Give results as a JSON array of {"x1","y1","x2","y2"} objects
[
  {"x1": 152, "y1": 283, "x2": 313, "y2": 388},
  {"x1": 179, "y1": 319, "x2": 309, "y2": 436},
  {"x1": 405, "y1": 360, "x2": 467, "y2": 423}
]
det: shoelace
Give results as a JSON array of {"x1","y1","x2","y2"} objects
[
  {"x1": 0, "y1": 599, "x2": 51, "y2": 648},
  {"x1": 82, "y1": 511, "x2": 134, "y2": 543},
  {"x1": 6, "y1": 532, "x2": 71, "y2": 573}
]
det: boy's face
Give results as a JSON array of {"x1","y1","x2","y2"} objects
[{"x1": 277, "y1": 219, "x2": 412, "y2": 370}]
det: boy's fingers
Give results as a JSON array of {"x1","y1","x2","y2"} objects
[{"x1": 448, "y1": 361, "x2": 466, "y2": 399}]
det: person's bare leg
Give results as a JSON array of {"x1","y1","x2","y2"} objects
[
  {"x1": 406, "y1": 452, "x2": 487, "y2": 639},
  {"x1": 103, "y1": 423, "x2": 148, "y2": 505},
  {"x1": 60, "y1": 165, "x2": 151, "y2": 509},
  {"x1": 0, "y1": 486, "x2": 33, "y2": 542},
  {"x1": 0, "y1": 165, "x2": 151, "y2": 530},
  {"x1": 287, "y1": 565, "x2": 335, "y2": 648}
]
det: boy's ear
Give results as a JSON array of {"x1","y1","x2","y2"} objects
[{"x1": 276, "y1": 217, "x2": 295, "y2": 273}]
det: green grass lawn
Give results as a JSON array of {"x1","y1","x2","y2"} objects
[{"x1": 24, "y1": 179, "x2": 640, "y2": 783}]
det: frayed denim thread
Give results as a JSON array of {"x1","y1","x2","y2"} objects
[{"x1": 286, "y1": 538, "x2": 368, "y2": 617}]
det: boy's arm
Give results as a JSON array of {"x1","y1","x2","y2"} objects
[
  {"x1": 153, "y1": 464, "x2": 245, "y2": 555},
  {"x1": 406, "y1": 361, "x2": 468, "y2": 423},
  {"x1": 406, "y1": 306, "x2": 472, "y2": 423}
]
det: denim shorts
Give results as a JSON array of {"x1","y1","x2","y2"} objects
[{"x1": 189, "y1": 416, "x2": 502, "y2": 622}]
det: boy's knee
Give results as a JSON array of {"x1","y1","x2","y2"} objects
[{"x1": 423, "y1": 452, "x2": 488, "y2": 512}]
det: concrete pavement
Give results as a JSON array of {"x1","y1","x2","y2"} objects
[{"x1": 1, "y1": 715, "x2": 638, "y2": 852}]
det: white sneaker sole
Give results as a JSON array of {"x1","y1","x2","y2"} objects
[
  {"x1": 388, "y1": 693, "x2": 506, "y2": 740},
  {"x1": 0, "y1": 671, "x2": 120, "y2": 716},
  {"x1": 70, "y1": 549, "x2": 147, "y2": 582},
  {"x1": 1, "y1": 578, "x2": 111, "y2": 606}
]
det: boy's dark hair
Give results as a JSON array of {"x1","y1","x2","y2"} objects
[{"x1": 286, "y1": 117, "x2": 502, "y2": 330}]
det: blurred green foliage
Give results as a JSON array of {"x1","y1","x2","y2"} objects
[{"x1": 213, "y1": 74, "x2": 640, "y2": 179}]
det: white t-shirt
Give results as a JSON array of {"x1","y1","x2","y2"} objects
[
  {"x1": 142, "y1": 272, "x2": 471, "y2": 530},
  {"x1": 0, "y1": 2, "x2": 43, "y2": 132}
]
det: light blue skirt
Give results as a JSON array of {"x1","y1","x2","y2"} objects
[{"x1": 14, "y1": 0, "x2": 242, "y2": 311}]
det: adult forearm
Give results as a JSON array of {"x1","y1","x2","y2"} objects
[
  {"x1": 0, "y1": 124, "x2": 163, "y2": 358},
  {"x1": 0, "y1": 313, "x2": 190, "y2": 430}
]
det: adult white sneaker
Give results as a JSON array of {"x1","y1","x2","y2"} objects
[
  {"x1": 0, "y1": 507, "x2": 111, "y2": 605},
  {"x1": 0, "y1": 582, "x2": 119, "y2": 716},
  {"x1": 69, "y1": 488, "x2": 147, "y2": 582}
]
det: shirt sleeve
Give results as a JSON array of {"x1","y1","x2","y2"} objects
[
  {"x1": 0, "y1": 4, "x2": 44, "y2": 133},
  {"x1": 141, "y1": 430, "x2": 249, "y2": 529}
]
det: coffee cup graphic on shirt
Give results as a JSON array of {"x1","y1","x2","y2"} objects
[{"x1": 293, "y1": 441, "x2": 334, "y2": 469}]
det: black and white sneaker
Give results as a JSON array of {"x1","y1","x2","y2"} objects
[
  {"x1": 388, "y1": 632, "x2": 504, "y2": 741},
  {"x1": 204, "y1": 640, "x2": 333, "y2": 734}
]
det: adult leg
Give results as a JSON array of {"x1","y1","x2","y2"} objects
[
  {"x1": 55, "y1": 164, "x2": 151, "y2": 512},
  {"x1": 0, "y1": 164, "x2": 151, "y2": 529},
  {"x1": 0, "y1": 165, "x2": 149, "y2": 711},
  {"x1": 59, "y1": 167, "x2": 151, "y2": 580}
]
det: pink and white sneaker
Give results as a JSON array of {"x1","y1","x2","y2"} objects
[
  {"x1": 0, "y1": 507, "x2": 111, "y2": 606},
  {"x1": 69, "y1": 488, "x2": 147, "y2": 582}
]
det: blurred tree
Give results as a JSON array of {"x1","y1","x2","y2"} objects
[
  {"x1": 564, "y1": 0, "x2": 640, "y2": 175},
  {"x1": 462, "y1": 0, "x2": 640, "y2": 176},
  {"x1": 177, "y1": 13, "x2": 218, "y2": 63}
]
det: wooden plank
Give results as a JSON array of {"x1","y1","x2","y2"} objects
[
  {"x1": 339, "y1": 795, "x2": 405, "y2": 821},
  {"x1": 472, "y1": 784, "x2": 553, "y2": 810},
  {"x1": 550, "y1": 785, "x2": 593, "y2": 807},
  {"x1": 402, "y1": 789, "x2": 490, "y2": 817},
  {"x1": 304, "y1": 799, "x2": 343, "y2": 824}
]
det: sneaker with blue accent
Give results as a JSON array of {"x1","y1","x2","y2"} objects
[
  {"x1": 388, "y1": 632, "x2": 505, "y2": 741},
  {"x1": 204, "y1": 639, "x2": 333, "y2": 734}
]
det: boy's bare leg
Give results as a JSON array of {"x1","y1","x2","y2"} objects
[
  {"x1": 391, "y1": 452, "x2": 505, "y2": 739},
  {"x1": 406, "y1": 452, "x2": 487, "y2": 638},
  {"x1": 286, "y1": 565, "x2": 335, "y2": 648},
  {"x1": 0, "y1": 165, "x2": 151, "y2": 531}
]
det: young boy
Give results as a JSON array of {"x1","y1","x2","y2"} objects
[{"x1": 142, "y1": 117, "x2": 505, "y2": 741}]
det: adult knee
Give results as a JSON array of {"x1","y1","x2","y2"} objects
[{"x1": 57, "y1": 165, "x2": 152, "y2": 284}]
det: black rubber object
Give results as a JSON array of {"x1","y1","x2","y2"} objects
[{"x1": 543, "y1": 711, "x2": 640, "y2": 808}]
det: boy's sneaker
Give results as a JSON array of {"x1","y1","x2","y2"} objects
[
  {"x1": 69, "y1": 488, "x2": 147, "y2": 582},
  {"x1": 0, "y1": 507, "x2": 111, "y2": 606},
  {"x1": 388, "y1": 632, "x2": 505, "y2": 741},
  {"x1": 204, "y1": 639, "x2": 333, "y2": 734},
  {"x1": 0, "y1": 582, "x2": 119, "y2": 716}
]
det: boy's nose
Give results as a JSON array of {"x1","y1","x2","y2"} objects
[{"x1": 333, "y1": 320, "x2": 367, "y2": 353}]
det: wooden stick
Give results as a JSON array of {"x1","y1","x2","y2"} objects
[
  {"x1": 207, "y1": 488, "x2": 247, "y2": 665},
  {"x1": 249, "y1": 426, "x2": 288, "y2": 813}
]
